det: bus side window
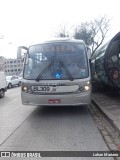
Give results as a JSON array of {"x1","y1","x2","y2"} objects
[{"x1": 28, "y1": 58, "x2": 33, "y2": 70}]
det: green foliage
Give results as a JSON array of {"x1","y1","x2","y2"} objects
[
  {"x1": 74, "y1": 16, "x2": 110, "y2": 55},
  {"x1": 55, "y1": 16, "x2": 110, "y2": 56}
]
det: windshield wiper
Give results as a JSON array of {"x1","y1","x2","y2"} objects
[
  {"x1": 36, "y1": 60, "x2": 54, "y2": 81},
  {"x1": 59, "y1": 59, "x2": 74, "y2": 81},
  {"x1": 36, "y1": 59, "x2": 74, "y2": 81}
]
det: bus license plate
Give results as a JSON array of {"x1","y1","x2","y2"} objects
[{"x1": 49, "y1": 99, "x2": 61, "y2": 104}]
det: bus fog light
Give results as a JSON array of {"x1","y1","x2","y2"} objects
[
  {"x1": 22, "y1": 86, "x2": 28, "y2": 92},
  {"x1": 84, "y1": 86, "x2": 89, "y2": 91}
]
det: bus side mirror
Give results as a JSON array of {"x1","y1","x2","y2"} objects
[{"x1": 17, "y1": 46, "x2": 28, "y2": 59}]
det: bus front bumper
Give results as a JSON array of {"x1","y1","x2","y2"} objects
[{"x1": 21, "y1": 92, "x2": 91, "y2": 106}]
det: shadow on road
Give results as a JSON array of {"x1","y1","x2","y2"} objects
[{"x1": 31, "y1": 105, "x2": 89, "y2": 118}]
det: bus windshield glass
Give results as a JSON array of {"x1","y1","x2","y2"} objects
[{"x1": 23, "y1": 42, "x2": 89, "y2": 80}]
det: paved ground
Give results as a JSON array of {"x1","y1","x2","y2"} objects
[
  {"x1": 0, "y1": 87, "x2": 37, "y2": 146},
  {"x1": 0, "y1": 106, "x2": 110, "y2": 152},
  {"x1": 0, "y1": 87, "x2": 114, "y2": 159}
]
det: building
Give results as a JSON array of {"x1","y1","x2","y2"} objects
[
  {"x1": 4, "y1": 58, "x2": 24, "y2": 76},
  {"x1": 0, "y1": 56, "x2": 5, "y2": 71}
]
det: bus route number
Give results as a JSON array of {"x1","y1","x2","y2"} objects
[{"x1": 33, "y1": 86, "x2": 50, "y2": 92}]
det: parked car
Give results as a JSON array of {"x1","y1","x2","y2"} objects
[
  {"x1": 0, "y1": 72, "x2": 7, "y2": 98},
  {"x1": 6, "y1": 75, "x2": 21, "y2": 89},
  {"x1": 18, "y1": 76, "x2": 23, "y2": 84}
]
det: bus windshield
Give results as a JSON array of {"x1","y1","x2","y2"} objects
[{"x1": 23, "y1": 42, "x2": 89, "y2": 80}]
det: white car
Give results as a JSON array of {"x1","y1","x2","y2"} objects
[
  {"x1": 18, "y1": 76, "x2": 23, "y2": 83},
  {"x1": 6, "y1": 75, "x2": 21, "y2": 89}
]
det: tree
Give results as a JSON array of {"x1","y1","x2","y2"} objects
[
  {"x1": 74, "y1": 16, "x2": 110, "y2": 57},
  {"x1": 74, "y1": 22, "x2": 94, "y2": 46},
  {"x1": 55, "y1": 24, "x2": 70, "y2": 38}
]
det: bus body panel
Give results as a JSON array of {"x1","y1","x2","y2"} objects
[{"x1": 21, "y1": 91, "x2": 91, "y2": 106}]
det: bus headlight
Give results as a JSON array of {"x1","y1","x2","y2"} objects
[
  {"x1": 22, "y1": 86, "x2": 28, "y2": 92},
  {"x1": 84, "y1": 85, "x2": 90, "y2": 91}
]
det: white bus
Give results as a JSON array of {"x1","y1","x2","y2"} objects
[{"x1": 18, "y1": 38, "x2": 91, "y2": 106}]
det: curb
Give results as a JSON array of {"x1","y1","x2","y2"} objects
[{"x1": 92, "y1": 99, "x2": 120, "y2": 135}]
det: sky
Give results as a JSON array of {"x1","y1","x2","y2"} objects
[{"x1": 0, "y1": 0, "x2": 120, "y2": 58}]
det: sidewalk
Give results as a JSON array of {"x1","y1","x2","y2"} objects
[{"x1": 92, "y1": 91, "x2": 120, "y2": 133}]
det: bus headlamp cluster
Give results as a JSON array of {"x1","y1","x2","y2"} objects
[
  {"x1": 77, "y1": 83, "x2": 90, "y2": 92},
  {"x1": 78, "y1": 87, "x2": 84, "y2": 92},
  {"x1": 22, "y1": 86, "x2": 28, "y2": 92},
  {"x1": 78, "y1": 86, "x2": 90, "y2": 92}
]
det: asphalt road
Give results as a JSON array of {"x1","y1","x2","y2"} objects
[{"x1": 0, "y1": 87, "x2": 114, "y2": 160}]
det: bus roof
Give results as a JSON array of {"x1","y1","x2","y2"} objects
[{"x1": 30, "y1": 38, "x2": 85, "y2": 47}]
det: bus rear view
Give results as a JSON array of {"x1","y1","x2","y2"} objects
[{"x1": 19, "y1": 38, "x2": 91, "y2": 106}]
